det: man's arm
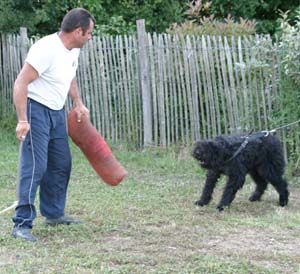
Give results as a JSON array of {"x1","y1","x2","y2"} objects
[
  {"x1": 13, "y1": 63, "x2": 39, "y2": 141},
  {"x1": 68, "y1": 78, "x2": 89, "y2": 122}
]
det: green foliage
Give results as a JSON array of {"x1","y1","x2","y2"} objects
[
  {"x1": 0, "y1": 114, "x2": 17, "y2": 131},
  {"x1": 0, "y1": 0, "x2": 46, "y2": 34},
  {"x1": 209, "y1": 0, "x2": 300, "y2": 35},
  {"x1": 94, "y1": 16, "x2": 136, "y2": 36},
  {"x1": 0, "y1": 0, "x2": 186, "y2": 36},
  {"x1": 34, "y1": 0, "x2": 106, "y2": 36},
  {"x1": 167, "y1": 15, "x2": 256, "y2": 37},
  {"x1": 0, "y1": 0, "x2": 299, "y2": 36},
  {"x1": 167, "y1": 0, "x2": 256, "y2": 37},
  {"x1": 101, "y1": 0, "x2": 186, "y2": 33},
  {"x1": 269, "y1": 9, "x2": 300, "y2": 169},
  {"x1": 274, "y1": 9, "x2": 300, "y2": 124},
  {"x1": 0, "y1": 95, "x2": 17, "y2": 133},
  {"x1": 0, "y1": 91, "x2": 17, "y2": 143},
  {"x1": 277, "y1": 9, "x2": 300, "y2": 85},
  {"x1": 0, "y1": 114, "x2": 17, "y2": 145}
]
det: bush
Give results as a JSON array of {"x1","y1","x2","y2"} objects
[
  {"x1": 167, "y1": 15, "x2": 256, "y2": 37},
  {"x1": 277, "y1": 9, "x2": 300, "y2": 85},
  {"x1": 273, "y1": 9, "x2": 300, "y2": 126},
  {"x1": 94, "y1": 16, "x2": 136, "y2": 36},
  {"x1": 167, "y1": 0, "x2": 256, "y2": 37},
  {"x1": 209, "y1": 0, "x2": 300, "y2": 35},
  {"x1": 271, "y1": 9, "x2": 300, "y2": 170}
]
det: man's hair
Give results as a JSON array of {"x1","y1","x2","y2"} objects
[{"x1": 61, "y1": 8, "x2": 95, "y2": 34}]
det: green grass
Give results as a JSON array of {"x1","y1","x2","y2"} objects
[{"x1": 1, "y1": 137, "x2": 300, "y2": 273}]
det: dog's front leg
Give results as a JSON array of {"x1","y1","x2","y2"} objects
[
  {"x1": 217, "y1": 173, "x2": 246, "y2": 211},
  {"x1": 195, "y1": 170, "x2": 220, "y2": 206}
]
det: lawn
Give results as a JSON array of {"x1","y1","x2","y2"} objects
[{"x1": 1, "y1": 134, "x2": 300, "y2": 274}]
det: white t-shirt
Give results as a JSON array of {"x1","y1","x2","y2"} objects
[{"x1": 26, "y1": 33, "x2": 80, "y2": 110}]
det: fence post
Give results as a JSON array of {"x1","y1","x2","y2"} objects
[
  {"x1": 20, "y1": 27, "x2": 28, "y2": 65},
  {"x1": 136, "y1": 19, "x2": 152, "y2": 147}
]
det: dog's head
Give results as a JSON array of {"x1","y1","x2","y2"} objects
[{"x1": 192, "y1": 140, "x2": 225, "y2": 169}]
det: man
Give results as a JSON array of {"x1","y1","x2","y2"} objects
[{"x1": 12, "y1": 8, "x2": 94, "y2": 242}]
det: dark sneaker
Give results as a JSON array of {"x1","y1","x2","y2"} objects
[
  {"x1": 44, "y1": 215, "x2": 83, "y2": 226},
  {"x1": 11, "y1": 227, "x2": 38, "y2": 242}
]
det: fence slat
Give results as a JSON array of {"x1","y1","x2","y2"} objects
[
  {"x1": 173, "y1": 35, "x2": 185, "y2": 143},
  {"x1": 137, "y1": 19, "x2": 152, "y2": 146},
  {"x1": 148, "y1": 34, "x2": 158, "y2": 145},
  {"x1": 157, "y1": 35, "x2": 166, "y2": 147},
  {"x1": 202, "y1": 36, "x2": 217, "y2": 137},
  {"x1": 230, "y1": 37, "x2": 243, "y2": 130},
  {"x1": 237, "y1": 36, "x2": 250, "y2": 131},
  {"x1": 188, "y1": 36, "x2": 201, "y2": 140},
  {"x1": 165, "y1": 34, "x2": 178, "y2": 143},
  {"x1": 111, "y1": 36, "x2": 123, "y2": 141},
  {"x1": 162, "y1": 34, "x2": 170, "y2": 146}
]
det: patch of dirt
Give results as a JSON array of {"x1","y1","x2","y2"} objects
[
  {"x1": 204, "y1": 227, "x2": 300, "y2": 251},
  {"x1": 201, "y1": 227, "x2": 300, "y2": 272},
  {"x1": 0, "y1": 254, "x2": 15, "y2": 267}
]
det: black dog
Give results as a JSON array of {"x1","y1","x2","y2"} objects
[{"x1": 192, "y1": 132, "x2": 289, "y2": 211}]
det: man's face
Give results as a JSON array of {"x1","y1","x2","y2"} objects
[{"x1": 75, "y1": 20, "x2": 94, "y2": 48}]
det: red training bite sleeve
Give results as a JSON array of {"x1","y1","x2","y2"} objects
[{"x1": 67, "y1": 109, "x2": 127, "y2": 186}]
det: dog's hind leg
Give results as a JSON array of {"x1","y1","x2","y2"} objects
[
  {"x1": 217, "y1": 173, "x2": 246, "y2": 211},
  {"x1": 195, "y1": 170, "x2": 220, "y2": 207},
  {"x1": 269, "y1": 177, "x2": 289, "y2": 206},
  {"x1": 258, "y1": 166, "x2": 289, "y2": 206},
  {"x1": 248, "y1": 169, "x2": 268, "y2": 202}
]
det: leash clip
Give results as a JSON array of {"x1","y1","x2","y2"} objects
[{"x1": 241, "y1": 140, "x2": 248, "y2": 148}]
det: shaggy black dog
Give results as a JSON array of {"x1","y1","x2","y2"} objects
[{"x1": 192, "y1": 133, "x2": 289, "y2": 211}]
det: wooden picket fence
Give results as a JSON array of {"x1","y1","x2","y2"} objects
[{"x1": 0, "y1": 23, "x2": 297, "y2": 157}]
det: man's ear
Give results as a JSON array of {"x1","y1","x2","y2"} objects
[{"x1": 74, "y1": 27, "x2": 82, "y2": 37}]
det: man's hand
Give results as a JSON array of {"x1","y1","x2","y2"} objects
[
  {"x1": 73, "y1": 100, "x2": 89, "y2": 123},
  {"x1": 68, "y1": 78, "x2": 89, "y2": 122},
  {"x1": 16, "y1": 121, "x2": 30, "y2": 141}
]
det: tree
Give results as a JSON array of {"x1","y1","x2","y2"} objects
[
  {"x1": 2, "y1": 0, "x2": 297, "y2": 36},
  {"x1": 103, "y1": 0, "x2": 185, "y2": 33},
  {"x1": 0, "y1": 0, "x2": 46, "y2": 34},
  {"x1": 35, "y1": 0, "x2": 106, "y2": 36},
  {"x1": 0, "y1": 0, "x2": 186, "y2": 36}
]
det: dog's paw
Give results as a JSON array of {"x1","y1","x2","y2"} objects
[
  {"x1": 279, "y1": 190, "x2": 289, "y2": 206},
  {"x1": 217, "y1": 203, "x2": 230, "y2": 211},
  {"x1": 249, "y1": 194, "x2": 261, "y2": 202},
  {"x1": 279, "y1": 198, "x2": 288, "y2": 207},
  {"x1": 249, "y1": 190, "x2": 263, "y2": 202},
  {"x1": 279, "y1": 200, "x2": 288, "y2": 207},
  {"x1": 194, "y1": 200, "x2": 206, "y2": 206},
  {"x1": 216, "y1": 205, "x2": 224, "y2": 212}
]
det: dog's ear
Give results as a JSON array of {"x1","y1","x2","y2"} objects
[
  {"x1": 208, "y1": 140, "x2": 225, "y2": 155},
  {"x1": 209, "y1": 140, "x2": 231, "y2": 161},
  {"x1": 208, "y1": 140, "x2": 220, "y2": 150},
  {"x1": 192, "y1": 141, "x2": 203, "y2": 158}
]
